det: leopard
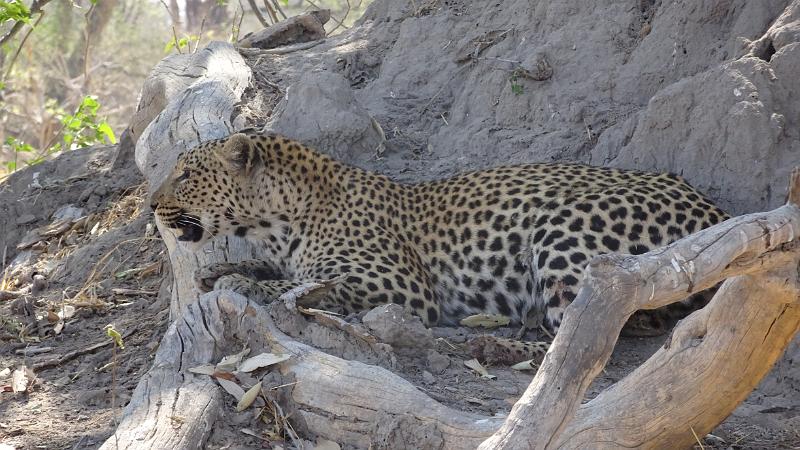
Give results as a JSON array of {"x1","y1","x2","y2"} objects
[{"x1": 150, "y1": 129, "x2": 728, "y2": 362}]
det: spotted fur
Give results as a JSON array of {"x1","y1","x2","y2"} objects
[{"x1": 151, "y1": 130, "x2": 728, "y2": 338}]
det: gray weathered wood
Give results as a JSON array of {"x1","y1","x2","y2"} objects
[
  {"x1": 132, "y1": 41, "x2": 265, "y2": 319},
  {"x1": 98, "y1": 296, "x2": 222, "y2": 449}
]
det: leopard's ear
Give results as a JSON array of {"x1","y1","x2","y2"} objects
[{"x1": 213, "y1": 133, "x2": 262, "y2": 177}]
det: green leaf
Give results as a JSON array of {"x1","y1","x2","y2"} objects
[
  {"x1": 164, "y1": 38, "x2": 176, "y2": 53},
  {"x1": 79, "y1": 95, "x2": 100, "y2": 115},
  {"x1": 26, "y1": 156, "x2": 45, "y2": 166},
  {"x1": 97, "y1": 122, "x2": 116, "y2": 144},
  {"x1": 63, "y1": 116, "x2": 82, "y2": 130},
  {"x1": 0, "y1": 1, "x2": 32, "y2": 24},
  {"x1": 105, "y1": 324, "x2": 125, "y2": 350},
  {"x1": 4, "y1": 136, "x2": 34, "y2": 153}
]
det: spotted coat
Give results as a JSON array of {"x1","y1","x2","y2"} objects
[{"x1": 151, "y1": 130, "x2": 728, "y2": 334}]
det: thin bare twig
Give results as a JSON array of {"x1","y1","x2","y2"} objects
[
  {"x1": 270, "y1": 0, "x2": 287, "y2": 20},
  {"x1": 159, "y1": 0, "x2": 182, "y2": 53},
  {"x1": 231, "y1": 2, "x2": 245, "y2": 42},
  {"x1": 262, "y1": 0, "x2": 279, "y2": 24},
  {"x1": 327, "y1": 0, "x2": 351, "y2": 35},
  {"x1": 193, "y1": 17, "x2": 206, "y2": 53},
  {"x1": 81, "y1": 2, "x2": 98, "y2": 88},
  {"x1": 171, "y1": 25, "x2": 182, "y2": 54},
  {"x1": 3, "y1": 11, "x2": 45, "y2": 81},
  {"x1": 304, "y1": 0, "x2": 350, "y2": 33},
  {"x1": 32, "y1": 327, "x2": 137, "y2": 371},
  {"x1": 247, "y1": 0, "x2": 270, "y2": 27},
  {"x1": 158, "y1": 0, "x2": 180, "y2": 28}
]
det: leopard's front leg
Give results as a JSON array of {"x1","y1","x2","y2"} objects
[
  {"x1": 211, "y1": 273, "x2": 321, "y2": 304},
  {"x1": 194, "y1": 259, "x2": 285, "y2": 292}
]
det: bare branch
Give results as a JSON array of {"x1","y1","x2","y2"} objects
[
  {"x1": 3, "y1": 10, "x2": 45, "y2": 81},
  {"x1": 247, "y1": 0, "x2": 270, "y2": 28},
  {"x1": 305, "y1": 0, "x2": 349, "y2": 34},
  {"x1": 271, "y1": 0, "x2": 287, "y2": 20},
  {"x1": 263, "y1": 0, "x2": 279, "y2": 24},
  {"x1": 326, "y1": 0, "x2": 351, "y2": 35}
]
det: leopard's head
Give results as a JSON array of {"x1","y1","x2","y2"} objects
[{"x1": 150, "y1": 132, "x2": 281, "y2": 248}]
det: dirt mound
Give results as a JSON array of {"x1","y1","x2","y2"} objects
[{"x1": 0, "y1": 145, "x2": 168, "y2": 448}]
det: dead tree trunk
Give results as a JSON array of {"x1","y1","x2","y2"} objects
[{"x1": 100, "y1": 39, "x2": 800, "y2": 449}]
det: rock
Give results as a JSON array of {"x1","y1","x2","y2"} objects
[
  {"x1": 422, "y1": 370, "x2": 436, "y2": 385},
  {"x1": 362, "y1": 304, "x2": 432, "y2": 348},
  {"x1": 269, "y1": 71, "x2": 384, "y2": 165},
  {"x1": 15, "y1": 214, "x2": 36, "y2": 225},
  {"x1": 238, "y1": 11, "x2": 330, "y2": 50},
  {"x1": 52, "y1": 204, "x2": 85, "y2": 222},
  {"x1": 31, "y1": 274, "x2": 47, "y2": 295},
  {"x1": 426, "y1": 350, "x2": 450, "y2": 374}
]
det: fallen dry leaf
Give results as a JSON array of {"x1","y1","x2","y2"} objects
[
  {"x1": 46, "y1": 311, "x2": 60, "y2": 323},
  {"x1": 57, "y1": 305, "x2": 76, "y2": 320},
  {"x1": 213, "y1": 371, "x2": 237, "y2": 381},
  {"x1": 216, "y1": 346, "x2": 250, "y2": 372},
  {"x1": 236, "y1": 381, "x2": 262, "y2": 411},
  {"x1": 510, "y1": 359, "x2": 539, "y2": 371},
  {"x1": 464, "y1": 358, "x2": 496, "y2": 380},
  {"x1": 11, "y1": 366, "x2": 35, "y2": 393},
  {"x1": 216, "y1": 377, "x2": 246, "y2": 401},
  {"x1": 238, "y1": 353, "x2": 290, "y2": 373},
  {"x1": 240, "y1": 428, "x2": 268, "y2": 441},
  {"x1": 314, "y1": 439, "x2": 342, "y2": 450}
]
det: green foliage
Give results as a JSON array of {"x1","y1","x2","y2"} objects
[
  {"x1": 164, "y1": 34, "x2": 199, "y2": 53},
  {"x1": 3, "y1": 136, "x2": 33, "y2": 172},
  {"x1": 56, "y1": 95, "x2": 117, "y2": 151},
  {"x1": 0, "y1": 0, "x2": 31, "y2": 25},
  {"x1": 509, "y1": 69, "x2": 524, "y2": 95},
  {"x1": 3, "y1": 95, "x2": 117, "y2": 173},
  {"x1": 105, "y1": 324, "x2": 125, "y2": 350}
]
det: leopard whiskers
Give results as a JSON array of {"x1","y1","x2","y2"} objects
[{"x1": 176, "y1": 216, "x2": 219, "y2": 240}]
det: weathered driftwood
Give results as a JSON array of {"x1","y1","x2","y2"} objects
[
  {"x1": 132, "y1": 41, "x2": 272, "y2": 319},
  {"x1": 106, "y1": 40, "x2": 800, "y2": 448}
]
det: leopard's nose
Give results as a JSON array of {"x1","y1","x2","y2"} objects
[
  {"x1": 149, "y1": 194, "x2": 160, "y2": 211},
  {"x1": 149, "y1": 179, "x2": 168, "y2": 211}
]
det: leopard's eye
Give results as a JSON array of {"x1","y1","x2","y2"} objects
[{"x1": 176, "y1": 169, "x2": 190, "y2": 182}]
